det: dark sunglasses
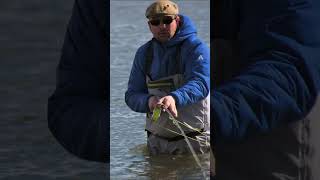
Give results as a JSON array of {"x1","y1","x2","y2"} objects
[{"x1": 149, "y1": 16, "x2": 175, "y2": 26}]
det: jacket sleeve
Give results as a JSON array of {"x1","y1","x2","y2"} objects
[
  {"x1": 47, "y1": 0, "x2": 108, "y2": 162},
  {"x1": 125, "y1": 46, "x2": 152, "y2": 113},
  {"x1": 212, "y1": 0, "x2": 320, "y2": 141},
  {"x1": 170, "y1": 41, "x2": 210, "y2": 107}
]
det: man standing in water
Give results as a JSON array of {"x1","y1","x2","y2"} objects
[{"x1": 125, "y1": 0, "x2": 210, "y2": 155}]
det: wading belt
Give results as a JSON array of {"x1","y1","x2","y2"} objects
[{"x1": 146, "y1": 129, "x2": 204, "y2": 142}]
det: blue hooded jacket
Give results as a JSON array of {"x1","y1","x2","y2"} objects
[
  {"x1": 212, "y1": 0, "x2": 320, "y2": 141},
  {"x1": 125, "y1": 15, "x2": 210, "y2": 112},
  {"x1": 212, "y1": 0, "x2": 320, "y2": 179}
]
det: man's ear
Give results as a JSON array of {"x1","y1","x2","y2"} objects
[
  {"x1": 148, "y1": 21, "x2": 152, "y2": 31},
  {"x1": 175, "y1": 15, "x2": 181, "y2": 26}
]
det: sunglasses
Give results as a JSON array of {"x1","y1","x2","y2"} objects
[{"x1": 149, "y1": 16, "x2": 175, "y2": 26}]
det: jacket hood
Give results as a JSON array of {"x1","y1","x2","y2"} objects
[{"x1": 164, "y1": 14, "x2": 197, "y2": 47}]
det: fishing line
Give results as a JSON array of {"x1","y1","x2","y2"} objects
[{"x1": 152, "y1": 106, "x2": 210, "y2": 145}]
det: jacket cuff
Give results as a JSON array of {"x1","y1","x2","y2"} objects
[
  {"x1": 169, "y1": 92, "x2": 181, "y2": 107},
  {"x1": 146, "y1": 94, "x2": 154, "y2": 112}
]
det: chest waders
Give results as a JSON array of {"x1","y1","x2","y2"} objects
[{"x1": 144, "y1": 40, "x2": 210, "y2": 154}]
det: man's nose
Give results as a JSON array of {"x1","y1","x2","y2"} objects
[{"x1": 159, "y1": 23, "x2": 167, "y2": 29}]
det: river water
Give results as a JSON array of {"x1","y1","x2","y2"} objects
[{"x1": 110, "y1": 0, "x2": 210, "y2": 179}]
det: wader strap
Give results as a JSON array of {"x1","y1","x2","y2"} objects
[
  {"x1": 176, "y1": 44, "x2": 182, "y2": 74},
  {"x1": 145, "y1": 40, "x2": 183, "y2": 76},
  {"x1": 145, "y1": 40, "x2": 153, "y2": 76}
]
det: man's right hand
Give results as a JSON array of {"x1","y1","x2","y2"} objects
[
  {"x1": 148, "y1": 96, "x2": 159, "y2": 112},
  {"x1": 157, "y1": 95, "x2": 178, "y2": 118}
]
